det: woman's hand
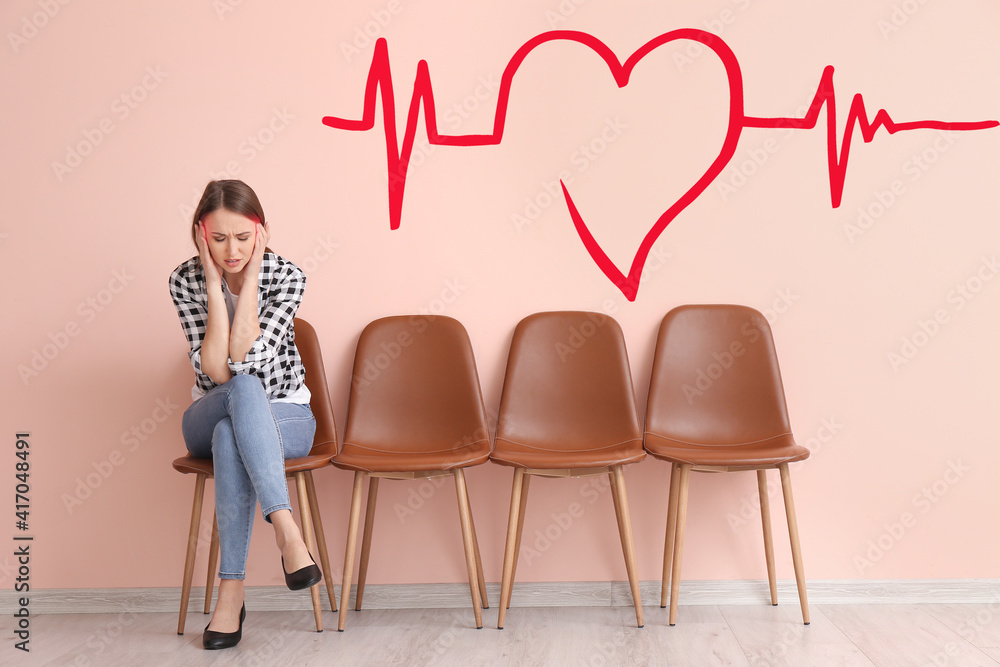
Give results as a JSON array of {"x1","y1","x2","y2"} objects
[
  {"x1": 195, "y1": 221, "x2": 222, "y2": 286},
  {"x1": 245, "y1": 221, "x2": 270, "y2": 278}
]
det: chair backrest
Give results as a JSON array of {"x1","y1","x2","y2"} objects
[
  {"x1": 293, "y1": 317, "x2": 339, "y2": 456},
  {"x1": 645, "y1": 305, "x2": 791, "y2": 446},
  {"x1": 343, "y1": 315, "x2": 489, "y2": 452},
  {"x1": 496, "y1": 311, "x2": 641, "y2": 450}
]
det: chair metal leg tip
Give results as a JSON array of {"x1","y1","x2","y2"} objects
[
  {"x1": 498, "y1": 626, "x2": 504, "y2": 630},
  {"x1": 482, "y1": 605, "x2": 489, "y2": 609},
  {"x1": 669, "y1": 623, "x2": 675, "y2": 627},
  {"x1": 804, "y1": 622, "x2": 810, "y2": 625},
  {"x1": 637, "y1": 625, "x2": 644, "y2": 629},
  {"x1": 476, "y1": 625, "x2": 483, "y2": 630},
  {"x1": 772, "y1": 603, "x2": 778, "y2": 606},
  {"x1": 660, "y1": 605, "x2": 666, "y2": 608},
  {"x1": 338, "y1": 629, "x2": 344, "y2": 632}
]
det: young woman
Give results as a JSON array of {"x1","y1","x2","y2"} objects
[{"x1": 169, "y1": 180, "x2": 321, "y2": 650}]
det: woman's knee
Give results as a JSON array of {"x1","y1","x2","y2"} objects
[
  {"x1": 225, "y1": 373, "x2": 267, "y2": 403},
  {"x1": 212, "y1": 416, "x2": 235, "y2": 446}
]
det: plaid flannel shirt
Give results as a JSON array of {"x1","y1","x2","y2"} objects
[{"x1": 168, "y1": 252, "x2": 307, "y2": 400}]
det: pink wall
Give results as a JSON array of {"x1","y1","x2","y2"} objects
[{"x1": 2, "y1": 0, "x2": 998, "y2": 591}]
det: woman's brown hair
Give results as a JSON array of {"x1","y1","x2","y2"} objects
[{"x1": 190, "y1": 179, "x2": 266, "y2": 249}]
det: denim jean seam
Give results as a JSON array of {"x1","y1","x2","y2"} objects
[{"x1": 264, "y1": 404, "x2": 291, "y2": 524}]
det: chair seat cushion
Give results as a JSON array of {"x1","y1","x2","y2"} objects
[
  {"x1": 283, "y1": 441, "x2": 339, "y2": 473},
  {"x1": 172, "y1": 456, "x2": 214, "y2": 476},
  {"x1": 490, "y1": 437, "x2": 645, "y2": 469},
  {"x1": 643, "y1": 432, "x2": 809, "y2": 467},
  {"x1": 174, "y1": 442, "x2": 338, "y2": 476},
  {"x1": 333, "y1": 438, "x2": 491, "y2": 473}
]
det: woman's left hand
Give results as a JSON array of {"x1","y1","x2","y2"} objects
[{"x1": 246, "y1": 220, "x2": 270, "y2": 276}]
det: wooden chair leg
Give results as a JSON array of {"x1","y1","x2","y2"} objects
[
  {"x1": 338, "y1": 471, "x2": 366, "y2": 631},
  {"x1": 294, "y1": 471, "x2": 323, "y2": 632},
  {"x1": 757, "y1": 469, "x2": 778, "y2": 606},
  {"x1": 452, "y1": 469, "x2": 483, "y2": 629},
  {"x1": 611, "y1": 465, "x2": 643, "y2": 628},
  {"x1": 779, "y1": 463, "x2": 810, "y2": 625},
  {"x1": 669, "y1": 464, "x2": 691, "y2": 626},
  {"x1": 609, "y1": 470, "x2": 627, "y2": 555},
  {"x1": 204, "y1": 513, "x2": 219, "y2": 614},
  {"x1": 498, "y1": 467, "x2": 525, "y2": 628},
  {"x1": 467, "y1": 499, "x2": 488, "y2": 609},
  {"x1": 178, "y1": 473, "x2": 207, "y2": 635},
  {"x1": 355, "y1": 477, "x2": 380, "y2": 611},
  {"x1": 304, "y1": 471, "x2": 337, "y2": 612},
  {"x1": 507, "y1": 472, "x2": 530, "y2": 608},
  {"x1": 661, "y1": 463, "x2": 680, "y2": 608}
]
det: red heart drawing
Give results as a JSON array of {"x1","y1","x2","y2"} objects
[
  {"x1": 325, "y1": 29, "x2": 745, "y2": 302},
  {"x1": 553, "y1": 30, "x2": 745, "y2": 301}
]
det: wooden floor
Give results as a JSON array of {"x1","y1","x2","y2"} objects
[{"x1": 16, "y1": 603, "x2": 1000, "y2": 666}]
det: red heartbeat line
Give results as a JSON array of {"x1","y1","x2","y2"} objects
[{"x1": 322, "y1": 29, "x2": 997, "y2": 301}]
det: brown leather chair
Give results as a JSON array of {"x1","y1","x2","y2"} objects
[
  {"x1": 492, "y1": 311, "x2": 645, "y2": 629},
  {"x1": 172, "y1": 318, "x2": 339, "y2": 634},
  {"x1": 333, "y1": 315, "x2": 491, "y2": 631},
  {"x1": 644, "y1": 305, "x2": 810, "y2": 626}
]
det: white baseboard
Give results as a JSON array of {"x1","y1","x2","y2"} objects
[{"x1": 6, "y1": 579, "x2": 999, "y2": 615}]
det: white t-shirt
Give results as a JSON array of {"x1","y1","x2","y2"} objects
[{"x1": 189, "y1": 279, "x2": 312, "y2": 405}]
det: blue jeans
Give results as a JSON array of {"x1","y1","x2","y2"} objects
[{"x1": 182, "y1": 374, "x2": 316, "y2": 580}]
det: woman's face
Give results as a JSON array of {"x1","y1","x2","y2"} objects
[{"x1": 202, "y1": 208, "x2": 257, "y2": 275}]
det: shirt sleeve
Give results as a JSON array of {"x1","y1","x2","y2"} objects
[
  {"x1": 227, "y1": 256, "x2": 306, "y2": 376},
  {"x1": 168, "y1": 260, "x2": 216, "y2": 392}
]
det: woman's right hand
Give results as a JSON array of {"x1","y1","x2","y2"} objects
[{"x1": 195, "y1": 221, "x2": 222, "y2": 285}]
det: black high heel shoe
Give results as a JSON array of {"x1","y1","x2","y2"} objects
[
  {"x1": 203, "y1": 603, "x2": 246, "y2": 650},
  {"x1": 282, "y1": 554, "x2": 322, "y2": 590}
]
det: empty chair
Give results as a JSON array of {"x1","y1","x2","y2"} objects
[
  {"x1": 333, "y1": 315, "x2": 491, "y2": 631},
  {"x1": 492, "y1": 311, "x2": 645, "y2": 629},
  {"x1": 172, "y1": 318, "x2": 339, "y2": 634},
  {"x1": 644, "y1": 305, "x2": 810, "y2": 625}
]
